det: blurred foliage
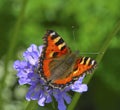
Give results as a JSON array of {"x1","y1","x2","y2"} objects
[{"x1": 0, "y1": 0, "x2": 120, "y2": 110}]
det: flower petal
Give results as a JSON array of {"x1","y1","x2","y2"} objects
[
  {"x1": 71, "y1": 83, "x2": 88, "y2": 93},
  {"x1": 58, "y1": 98, "x2": 66, "y2": 110},
  {"x1": 27, "y1": 44, "x2": 38, "y2": 52},
  {"x1": 63, "y1": 92, "x2": 71, "y2": 104},
  {"x1": 38, "y1": 94, "x2": 46, "y2": 106},
  {"x1": 13, "y1": 60, "x2": 28, "y2": 71}
]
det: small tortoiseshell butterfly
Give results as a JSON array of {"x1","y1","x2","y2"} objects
[{"x1": 38, "y1": 30, "x2": 97, "y2": 89}]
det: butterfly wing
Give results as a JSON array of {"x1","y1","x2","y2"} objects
[
  {"x1": 42, "y1": 30, "x2": 70, "y2": 59},
  {"x1": 52, "y1": 57, "x2": 97, "y2": 88},
  {"x1": 38, "y1": 30, "x2": 70, "y2": 82},
  {"x1": 38, "y1": 30, "x2": 97, "y2": 89}
]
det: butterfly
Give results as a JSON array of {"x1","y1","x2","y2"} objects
[{"x1": 38, "y1": 30, "x2": 97, "y2": 89}]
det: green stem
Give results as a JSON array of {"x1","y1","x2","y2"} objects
[
  {"x1": 0, "y1": 0, "x2": 28, "y2": 109},
  {"x1": 25, "y1": 101, "x2": 39, "y2": 110},
  {"x1": 67, "y1": 20, "x2": 120, "y2": 110}
]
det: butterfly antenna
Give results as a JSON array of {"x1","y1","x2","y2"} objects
[
  {"x1": 71, "y1": 26, "x2": 103, "y2": 55},
  {"x1": 79, "y1": 51, "x2": 104, "y2": 55},
  {"x1": 72, "y1": 25, "x2": 76, "y2": 41}
]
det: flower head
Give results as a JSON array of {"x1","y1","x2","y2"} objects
[{"x1": 13, "y1": 44, "x2": 88, "y2": 110}]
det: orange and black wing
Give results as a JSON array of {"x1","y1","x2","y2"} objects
[
  {"x1": 38, "y1": 30, "x2": 70, "y2": 82},
  {"x1": 51, "y1": 57, "x2": 97, "y2": 89},
  {"x1": 42, "y1": 30, "x2": 70, "y2": 59}
]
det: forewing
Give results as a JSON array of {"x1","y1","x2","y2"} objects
[{"x1": 38, "y1": 30, "x2": 70, "y2": 81}]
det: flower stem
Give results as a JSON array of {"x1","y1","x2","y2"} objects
[
  {"x1": 67, "y1": 20, "x2": 120, "y2": 110},
  {"x1": 25, "y1": 101, "x2": 39, "y2": 110},
  {"x1": 0, "y1": 0, "x2": 28, "y2": 109}
]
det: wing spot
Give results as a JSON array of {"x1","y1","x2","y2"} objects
[
  {"x1": 91, "y1": 60, "x2": 95, "y2": 65},
  {"x1": 50, "y1": 32, "x2": 55, "y2": 36},
  {"x1": 53, "y1": 52, "x2": 58, "y2": 57},
  {"x1": 73, "y1": 69, "x2": 79, "y2": 75},
  {"x1": 54, "y1": 36, "x2": 61, "y2": 44},
  {"x1": 58, "y1": 42, "x2": 66, "y2": 50},
  {"x1": 50, "y1": 31, "x2": 59, "y2": 40},
  {"x1": 61, "y1": 45, "x2": 66, "y2": 51},
  {"x1": 86, "y1": 57, "x2": 91, "y2": 65},
  {"x1": 80, "y1": 57, "x2": 85, "y2": 64},
  {"x1": 55, "y1": 38, "x2": 64, "y2": 46},
  {"x1": 49, "y1": 52, "x2": 54, "y2": 57},
  {"x1": 83, "y1": 57, "x2": 88, "y2": 65}
]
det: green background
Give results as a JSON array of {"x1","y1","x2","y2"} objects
[{"x1": 0, "y1": 0, "x2": 120, "y2": 110}]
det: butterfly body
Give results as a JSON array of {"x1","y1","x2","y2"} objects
[{"x1": 38, "y1": 30, "x2": 97, "y2": 89}]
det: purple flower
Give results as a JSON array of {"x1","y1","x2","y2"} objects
[{"x1": 13, "y1": 44, "x2": 88, "y2": 110}]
